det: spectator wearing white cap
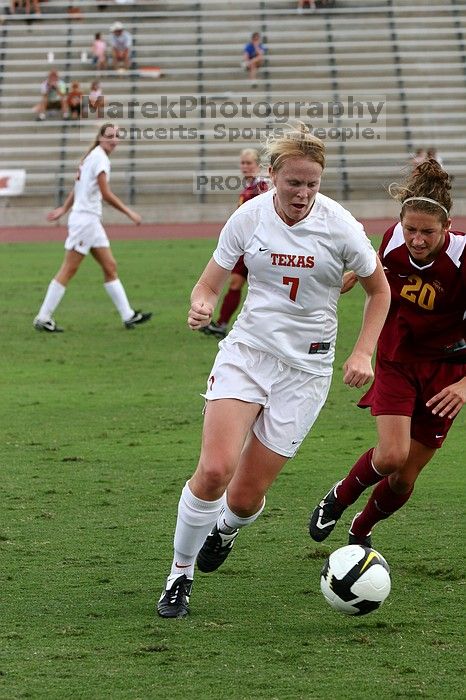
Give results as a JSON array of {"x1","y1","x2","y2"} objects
[{"x1": 109, "y1": 21, "x2": 132, "y2": 71}]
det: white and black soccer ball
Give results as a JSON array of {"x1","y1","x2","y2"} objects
[{"x1": 320, "y1": 544, "x2": 391, "y2": 616}]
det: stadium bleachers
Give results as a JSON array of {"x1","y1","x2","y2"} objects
[{"x1": 0, "y1": 0, "x2": 465, "y2": 223}]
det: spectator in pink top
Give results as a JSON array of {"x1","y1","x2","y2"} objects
[{"x1": 92, "y1": 32, "x2": 107, "y2": 70}]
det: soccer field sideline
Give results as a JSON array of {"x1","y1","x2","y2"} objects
[{"x1": 2, "y1": 215, "x2": 466, "y2": 244}]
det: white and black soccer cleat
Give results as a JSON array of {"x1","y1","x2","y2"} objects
[
  {"x1": 309, "y1": 481, "x2": 345, "y2": 542},
  {"x1": 124, "y1": 310, "x2": 152, "y2": 329},
  {"x1": 348, "y1": 513, "x2": 373, "y2": 548},
  {"x1": 33, "y1": 317, "x2": 64, "y2": 333},
  {"x1": 199, "y1": 321, "x2": 227, "y2": 339},
  {"x1": 157, "y1": 574, "x2": 193, "y2": 618},
  {"x1": 196, "y1": 524, "x2": 239, "y2": 573}
]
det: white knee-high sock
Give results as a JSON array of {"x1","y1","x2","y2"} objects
[
  {"x1": 36, "y1": 279, "x2": 66, "y2": 322},
  {"x1": 104, "y1": 279, "x2": 134, "y2": 322},
  {"x1": 169, "y1": 482, "x2": 224, "y2": 580},
  {"x1": 217, "y1": 496, "x2": 266, "y2": 534}
]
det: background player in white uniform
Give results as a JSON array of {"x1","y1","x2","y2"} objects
[
  {"x1": 33, "y1": 123, "x2": 152, "y2": 332},
  {"x1": 157, "y1": 124, "x2": 391, "y2": 618}
]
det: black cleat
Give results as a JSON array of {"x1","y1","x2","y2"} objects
[
  {"x1": 309, "y1": 481, "x2": 345, "y2": 542},
  {"x1": 124, "y1": 310, "x2": 152, "y2": 329},
  {"x1": 348, "y1": 513, "x2": 373, "y2": 548},
  {"x1": 33, "y1": 317, "x2": 63, "y2": 333},
  {"x1": 196, "y1": 525, "x2": 238, "y2": 573},
  {"x1": 200, "y1": 321, "x2": 227, "y2": 339},
  {"x1": 157, "y1": 574, "x2": 193, "y2": 618}
]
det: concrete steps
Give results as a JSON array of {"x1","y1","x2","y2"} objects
[{"x1": 1, "y1": 1, "x2": 465, "y2": 222}]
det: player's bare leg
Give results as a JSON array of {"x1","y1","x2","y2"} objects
[
  {"x1": 197, "y1": 432, "x2": 287, "y2": 573},
  {"x1": 158, "y1": 399, "x2": 261, "y2": 617},
  {"x1": 34, "y1": 250, "x2": 85, "y2": 332}
]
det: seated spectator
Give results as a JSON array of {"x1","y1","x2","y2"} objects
[
  {"x1": 297, "y1": 0, "x2": 316, "y2": 13},
  {"x1": 88, "y1": 80, "x2": 104, "y2": 118},
  {"x1": 92, "y1": 31, "x2": 107, "y2": 70},
  {"x1": 109, "y1": 21, "x2": 132, "y2": 71},
  {"x1": 242, "y1": 32, "x2": 266, "y2": 87},
  {"x1": 67, "y1": 5, "x2": 83, "y2": 20},
  {"x1": 67, "y1": 81, "x2": 83, "y2": 120},
  {"x1": 33, "y1": 69, "x2": 67, "y2": 121},
  {"x1": 10, "y1": 0, "x2": 41, "y2": 15}
]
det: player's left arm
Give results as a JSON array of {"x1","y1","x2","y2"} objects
[
  {"x1": 428, "y1": 256, "x2": 466, "y2": 418},
  {"x1": 97, "y1": 171, "x2": 141, "y2": 224},
  {"x1": 426, "y1": 375, "x2": 466, "y2": 419},
  {"x1": 343, "y1": 256, "x2": 391, "y2": 388}
]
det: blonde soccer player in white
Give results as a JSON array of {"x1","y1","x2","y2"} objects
[
  {"x1": 157, "y1": 124, "x2": 391, "y2": 618},
  {"x1": 34, "y1": 123, "x2": 152, "y2": 332}
]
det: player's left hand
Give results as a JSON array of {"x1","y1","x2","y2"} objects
[
  {"x1": 426, "y1": 378, "x2": 466, "y2": 419},
  {"x1": 343, "y1": 351, "x2": 374, "y2": 388}
]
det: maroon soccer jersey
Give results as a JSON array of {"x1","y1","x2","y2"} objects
[
  {"x1": 378, "y1": 223, "x2": 466, "y2": 363},
  {"x1": 238, "y1": 177, "x2": 269, "y2": 207}
]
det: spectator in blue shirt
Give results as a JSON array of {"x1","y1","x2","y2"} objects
[
  {"x1": 242, "y1": 32, "x2": 266, "y2": 86},
  {"x1": 110, "y1": 21, "x2": 133, "y2": 71}
]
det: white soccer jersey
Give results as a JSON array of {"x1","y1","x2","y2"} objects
[
  {"x1": 71, "y1": 145, "x2": 111, "y2": 218},
  {"x1": 213, "y1": 189, "x2": 377, "y2": 374}
]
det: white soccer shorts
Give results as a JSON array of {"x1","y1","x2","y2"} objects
[
  {"x1": 203, "y1": 341, "x2": 332, "y2": 457},
  {"x1": 65, "y1": 212, "x2": 110, "y2": 255}
]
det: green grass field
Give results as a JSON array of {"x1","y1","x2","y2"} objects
[{"x1": 0, "y1": 239, "x2": 464, "y2": 700}]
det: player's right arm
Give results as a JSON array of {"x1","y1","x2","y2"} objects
[
  {"x1": 188, "y1": 258, "x2": 230, "y2": 330},
  {"x1": 46, "y1": 188, "x2": 74, "y2": 221},
  {"x1": 97, "y1": 171, "x2": 141, "y2": 224}
]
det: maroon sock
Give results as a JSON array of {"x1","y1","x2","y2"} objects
[
  {"x1": 218, "y1": 289, "x2": 241, "y2": 326},
  {"x1": 352, "y1": 478, "x2": 414, "y2": 536},
  {"x1": 336, "y1": 448, "x2": 383, "y2": 507}
]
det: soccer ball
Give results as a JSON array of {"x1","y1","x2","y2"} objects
[{"x1": 320, "y1": 544, "x2": 391, "y2": 616}]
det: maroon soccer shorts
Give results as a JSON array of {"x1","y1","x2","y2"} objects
[
  {"x1": 231, "y1": 255, "x2": 248, "y2": 279},
  {"x1": 358, "y1": 355, "x2": 465, "y2": 448}
]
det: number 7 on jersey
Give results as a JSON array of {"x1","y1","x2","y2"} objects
[{"x1": 283, "y1": 276, "x2": 299, "y2": 301}]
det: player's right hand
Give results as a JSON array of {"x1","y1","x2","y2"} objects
[
  {"x1": 188, "y1": 301, "x2": 213, "y2": 330},
  {"x1": 46, "y1": 207, "x2": 64, "y2": 221},
  {"x1": 340, "y1": 271, "x2": 358, "y2": 294},
  {"x1": 129, "y1": 210, "x2": 142, "y2": 225}
]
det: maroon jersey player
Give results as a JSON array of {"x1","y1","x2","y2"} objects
[
  {"x1": 376, "y1": 222, "x2": 465, "y2": 364},
  {"x1": 309, "y1": 158, "x2": 466, "y2": 548},
  {"x1": 201, "y1": 148, "x2": 268, "y2": 339}
]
